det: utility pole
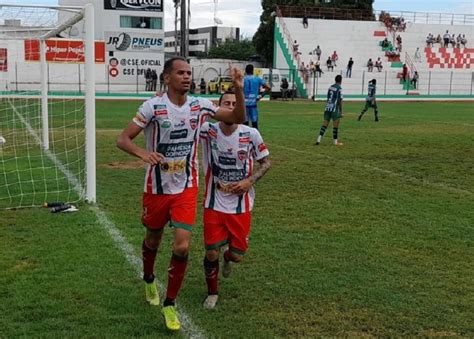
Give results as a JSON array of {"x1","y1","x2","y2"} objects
[
  {"x1": 180, "y1": 0, "x2": 188, "y2": 58},
  {"x1": 174, "y1": 0, "x2": 178, "y2": 55}
]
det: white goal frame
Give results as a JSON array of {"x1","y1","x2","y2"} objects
[{"x1": 0, "y1": 3, "x2": 96, "y2": 204}]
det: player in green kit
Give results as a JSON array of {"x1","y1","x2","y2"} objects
[
  {"x1": 358, "y1": 79, "x2": 379, "y2": 121},
  {"x1": 315, "y1": 75, "x2": 344, "y2": 146}
]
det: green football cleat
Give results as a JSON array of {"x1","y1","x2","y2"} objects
[
  {"x1": 162, "y1": 305, "x2": 181, "y2": 331},
  {"x1": 144, "y1": 280, "x2": 160, "y2": 306}
]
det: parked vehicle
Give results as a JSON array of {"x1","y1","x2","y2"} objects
[
  {"x1": 254, "y1": 68, "x2": 294, "y2": 99},
  {"x1": 207, "y1": 76, "x2": 233, "y2": 94}
]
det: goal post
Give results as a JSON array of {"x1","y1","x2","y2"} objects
[{"x1": 0, "y1": 3, "x2": 96, "y2": 209}]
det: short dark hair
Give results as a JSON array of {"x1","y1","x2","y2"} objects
[
  {"x1": 335, "y1": 75, "x2": 342, "y2": 83},
  {"x1": 218, "y1": 90, "x2": 235, "y2": 106},
  {"x1": 371, "y1": 79, "x2": 377, "y2": 85},
  {"x1": 245, "y1": 64, "x2": 254, "y2": 75},
  {"x1": 163, "y1": 56, "x2": 187, "y2": 74}
]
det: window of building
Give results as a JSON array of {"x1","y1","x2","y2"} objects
[{"x1": 120, "y1": 16, "x2": 162, "y2": 29}]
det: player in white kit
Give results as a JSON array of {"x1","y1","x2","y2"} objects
[{"x1": 199, "y1": 91, "x2": 271, "y2": 309}]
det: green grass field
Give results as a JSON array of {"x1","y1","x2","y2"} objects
[{"x1": 1, "y1": 100, "x2": 473, "y2": 337}]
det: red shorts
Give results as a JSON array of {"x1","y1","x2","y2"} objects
[
  {"x1": 142, "y1": 187, "x2": 198, "y2": 231},
  {"x1": 203, "y1": 208, "x2": 252, "y2": 255}
]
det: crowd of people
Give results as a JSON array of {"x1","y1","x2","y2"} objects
[
  {"x1": 379, "y1": 12, "x2": 406, "y2": 32},
  {"x1": 426, "y1": 30, "x2": 468, "y2": 48},
  {"x1": 297, "y1": 48, "x2": 340, "y2": 82}
]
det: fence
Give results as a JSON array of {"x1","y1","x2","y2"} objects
[
  {"x1": 1, "y1": 62, "x2": 473, "y2": 98},
  {"x1": 270, "y1": 67, "x2": 474, "y2": 99},
  {"x1": 0, "y1": 61, "x2": 249, "y2": 95}
]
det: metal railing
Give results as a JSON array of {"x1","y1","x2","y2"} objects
[{"x1": 2, "y1": 63, "x2": 473, "y2": 98}]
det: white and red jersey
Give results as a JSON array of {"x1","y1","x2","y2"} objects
[
  {"x1": 200, "y1": 122, "x2": 269, "y2": 214},
  {"x1": 133, "y1": 93, "x2": 218, "y2": 195}
]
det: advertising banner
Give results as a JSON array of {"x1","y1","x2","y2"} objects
[
  {"x1": 24, "y1": 39, "x2": 105, "y2": 63},
  {"x1": 104, "y1": 0, "x2": 162, "y2": 12},
  {"x1": 105, "y1": 31, "x2": 164, "y2": 53},
  {"x1": 107, "y1": 51, "x2": 164, "y2": 84},
  {"x1": 0, "y1": 48, "x2": 7, "y2": 72}
]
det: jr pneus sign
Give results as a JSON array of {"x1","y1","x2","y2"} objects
[
  {"x1": 105, "y1": 32, "x2": 164, "y2": 53},
  {"x1": 104, "y1": 0, "x2": 162, "y2": 11}
]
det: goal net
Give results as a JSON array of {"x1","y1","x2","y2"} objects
[{"x1": 0, "y1": 4, "x2": 96, "y2": 209}]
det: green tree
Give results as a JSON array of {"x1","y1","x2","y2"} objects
[
  {"x1": 196, "y1": 39, "x2": 256, "y2": 61},
  {"x1": 253, "y1": 0, "x2": 374, "y2": 65}
]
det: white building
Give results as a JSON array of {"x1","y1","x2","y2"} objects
[
  {"x1": 165, "y1": 26, "x2": 240, "y2": 57},
  {"x1": 58, "y1": 0, "x2": 165, "y2": 87}
]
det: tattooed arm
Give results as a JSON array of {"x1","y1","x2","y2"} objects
[{"x1": 230, "y1": 157, "x2": 271, "y2": 195}]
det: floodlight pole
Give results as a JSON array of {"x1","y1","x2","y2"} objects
[{"x1": 180, "y1": 0, "x2": 188, "y2": 58}]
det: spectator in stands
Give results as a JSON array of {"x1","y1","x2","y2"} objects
[
  {"x1": 293, "y1": 40, "x2": 300, "y2": 57},
  {"x1": 450, "y1": 34, "x2": 456, "y2": 48},
  {"x1": 461, "y1": 34, "x2": 467, "y2": 48},
  {"x1": 382, "y1": 37, "x2": 390, "y2": 48},
  {"x1": 300, "y1": 62, "x2": 308, "y2": 84},
  {"x1": 443, "y1": 30, "x2": 450, "y2": 47},
  {"x1": 290, "y1": 82, "x2": 297, "y2": 100},
  {"x1": 375, "y1": 58, "x2": 383, "y2": 72},
  {"x1": 280, "y1": 78, "x2": 289, "y2": 101},
  {"x1": 145, "y1": 68, "x2": 152, "y2": 91},
  {"x1": 435, "y1": 34, "x2": 442, "y2": 45},
  {"x1": 302, "y1": 15, "x2": 308, "y2": 29},
  {"x1": 199, "y1": 78, "x2": 206, "y2": 94},
  {"x1": 331, "y1": 51, "x2": 338, "y2": 67},
  {"x1": 326, "y1": 57, "x2": 334, "y2": 72},
  {"x1": 402, "y1": 64, "x2": 408, "y2": 83},
  {"x1": 411, "y1": 71, "x2": 419, "y2": 89},
  {"x1": 314, "y1": 45, "x2": 322, "y2": 61},
  {"x1": 414, "y1": 47, "x2": 422, "y2": 63},
  {"x1": 307, "y1": 64, "x2": 312, "y2": 81},
  {"x1": 367, "y1": 58, "x2": 374, "y2": 72},
  {"x1": 346, "y1": 58, "x2": 354, "y2": 78},
  {"x1": 456, "y1": 34, "x2": 462, "y2": 48},
  {"x1": 400, "y1": 17, "x2": 406, "y2": 31},
  {"x1": 396, "y1": 34, "x2": 402, "y2": 46},
  {"x1": 426, "y1": 33, "x2": 433, "y2": 47},
  {"x1": 315, "y1": 60, "x2": 324, "y2": 77},
  {"x1": 151, "y1": 70, "x2": 158, "y2": 92},
  {"x1": 396, "y1": 35, "x2": 402, "y2": 52}
]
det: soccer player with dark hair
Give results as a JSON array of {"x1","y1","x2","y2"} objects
[
  {"x1": 358, "y1": 79, "x2": 379, "y2": 122},
  {"x1": 315, "y1": 74, "x2": 344, "y2": 146},
  {"x1": 243, "y1": 64, "x2": 270, "y2": 130},
  {"x1": 199, "y1": 91, "x2": 271, "y2": 309},
  {"x1": 116, "y1": 57, "x2": 245, "y2": 331}
]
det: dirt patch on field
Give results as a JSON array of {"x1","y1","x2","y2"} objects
[
  {"x1": 99, "y1": 160, "x2": 145, "y2": 169},
  {"x1": 9, "y1": 259, "x2": 37, "y2": 272}
]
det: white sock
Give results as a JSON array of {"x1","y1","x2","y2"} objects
[
  {"x1": 317, "y1": 135, "x2": 322, "y2": 143},
  {"x1": 333, "y1": 139, "x2": 338, "y2": 145}
]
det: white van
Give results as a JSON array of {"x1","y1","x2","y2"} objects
[{"x1": 254, "y1": 68, "x2": 293, "y2": 99}]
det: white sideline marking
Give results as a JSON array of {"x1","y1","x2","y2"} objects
[
  {"x1": 10, "y1": 102, "x2": 206, "y2": 339},
  {"x1": 271, "y1": 143, "x2": 473, "y2": 196}
]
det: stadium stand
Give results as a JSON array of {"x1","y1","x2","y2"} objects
[{"x1": 274, "y1": 12, "x2": 473, "y2": 97}]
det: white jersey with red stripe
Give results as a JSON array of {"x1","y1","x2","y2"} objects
[
  {"x1": 133, "y1": 93, "x2": 218, "y2": 195},
  {"x1": 200, "y1": 122, "x2": 269, "y2": 214}
]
